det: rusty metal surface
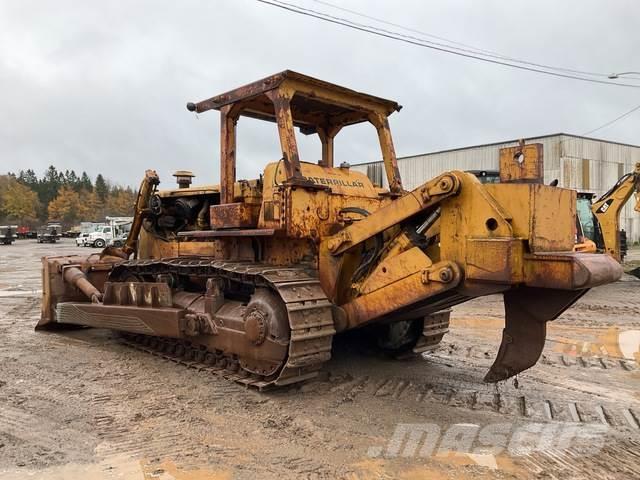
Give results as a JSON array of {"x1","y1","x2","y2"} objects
[
  {"x1": 210, "y1": 202, "x2": 260, "y2": 229},
  {"x1": 178, "y1": 228, "x2": 276, "y2": 238},
  {"x1": 44, "y1": 259, "x2": 334, "y2": 388},
  {"x1": 499, "y1": 142, "x2": 544, "y2": 183},
  {"x1": 62, "y1": 266, "x2": 103, "y2": 303},
  {"x1": 188, "y1": 70, "x2": 401, "y2": 120},
  {"x1": 321, "y1": 171, "x2": 460, "y2": 257},
  {"x1": 341, "y1": 259, "x2": 462, "y2": 329},
  {"x1": 103, "y1": 281, "x2": 173, "y2": 308},
  {"x1": 190, "y1": 70, "x2": 403, "y2": 197},
  {"x1": 122, "y1": 169, "x2": 159, "y2": 257},
  {"x1": 485, "y1": 286, "x2": 587, "y2": 382},
  {"x1": 56, "y1": 302, "x2": 184, "y2": 337},
  {"x1": 523, "y1": 251, "x2": 622, "y2": 289},
  {"x1": 37, "y1": 254, "x2": 121, "y2": 330}
]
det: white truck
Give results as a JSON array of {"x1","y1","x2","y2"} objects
[{"x1": 86, "y1": 218, "x2": 132, "y2": 248}]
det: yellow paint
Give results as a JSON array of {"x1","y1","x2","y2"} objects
[
  {"x1": 141, "y1": 459, "x2": 232, "y2": 480},
  {"x1": 553, "y1": 326, "x2": 640, "y2": 361},
  {"x1": 348, "y1": 453, "x2": 526, "y2": 480}
]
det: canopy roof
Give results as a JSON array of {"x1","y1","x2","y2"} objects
[{"x1": 187, "y1": 70, "x2": 402, "y2": 133}]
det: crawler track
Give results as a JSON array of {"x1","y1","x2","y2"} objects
[{"x1": 111, "y1": 258, "x2": 336, "y2": 389}]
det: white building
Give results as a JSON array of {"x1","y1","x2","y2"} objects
[{"x1": 352, "y1": 133, "x2": 640, "y2": 244}]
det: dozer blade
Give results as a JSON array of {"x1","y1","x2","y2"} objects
[{"x1": 484, "y1": 287, "x2": 586, "y2": 383}]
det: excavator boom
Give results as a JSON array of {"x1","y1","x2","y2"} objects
[{"x1": 591, "y1": 162, "x2": 640, "y2": 261}]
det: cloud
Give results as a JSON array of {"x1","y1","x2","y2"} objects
[{"x1": 1, "y1": 0, "x2": 638, "y2": 186}]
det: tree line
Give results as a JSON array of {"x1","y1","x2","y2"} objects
[{"x1": 0, "y1": 166, "x2": 136, "y2": 227}]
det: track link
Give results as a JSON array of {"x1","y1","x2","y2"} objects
[{"x1": 112, "y1": 258, "x2": 335, "y2": 389}]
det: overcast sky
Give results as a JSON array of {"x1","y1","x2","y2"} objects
[{"x1": 1, "y1": 0, "x2": 638, "y2": 187}]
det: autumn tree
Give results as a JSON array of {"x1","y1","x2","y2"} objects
[
  {"x1": 0, "y1": 175, "x2": 40, "y2": 223},
  {"x1": 79, "y1": 191, "x2": 105, "y2": 221},
  {"x1": 105, "y1": 187, "x2": 135, "y2": 216},
  {"x1": 3, "y1": 167, "x2": 133, "y2": 226},
  {"x1": 47, "y1": 186, "x2": 84, "y2": 224}
]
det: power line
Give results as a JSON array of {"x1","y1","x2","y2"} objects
[
  {"x1": 582, "y1": 103, "x2": 640, "y2": 136},
  {"x1": 310, "y1": 0, "x2": 638, "y2": 80},
  {"x1": 256, "y1": 0, "x2": 640, "y2": 88},
  {"x1": 306, "y1": 0, "x2": 640, "y2": 139}
]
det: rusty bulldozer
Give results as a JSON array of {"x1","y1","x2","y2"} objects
[{"x1": 37, "y1": 71, "x2": 622, "y2": 387}]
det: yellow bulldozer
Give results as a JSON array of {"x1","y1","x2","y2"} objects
[{"x1": 37, "y1": 71, "x2": 622, "y2": 387}]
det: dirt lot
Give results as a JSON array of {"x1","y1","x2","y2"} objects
[{"x1": 0, "y1": 240, "x2": 639, "y2": 479}]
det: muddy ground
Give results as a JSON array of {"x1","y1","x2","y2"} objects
[{"x1": 0, "y1": 240, "x2": 638, "y2": 479}]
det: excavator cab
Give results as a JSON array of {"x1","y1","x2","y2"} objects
[
  {"x1": 590, "y1": 163, "x2": 640, "y2": 262},
  {"x1": 37, "y1": 71, "x2": 623, "y2": 387}
]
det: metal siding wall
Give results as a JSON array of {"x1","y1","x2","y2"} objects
[{"x1": 352, "y1": 135, "x2": 640, "y2": 243}]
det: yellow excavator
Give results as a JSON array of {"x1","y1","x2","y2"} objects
[
  {"x1": 36, "y1": 71, "x2": 622, "y2": 387},
  {"x1": 576, "y1": 163, "x2": 640, "y2": 262}
]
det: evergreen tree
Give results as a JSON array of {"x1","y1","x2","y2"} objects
[
  {"x1": 38, "y1": 165, "x2": 62, "y2": 206},
  {"x1": 2, "y1": 166, "x2": 133, "y2": 225},
  {"x1": 64, "y1": 170, "x2": 81, "y2": 191},
  {"x1": 95, "y1": 173, "x2": 108, "y2": 202},
  {"x1": 17, "y1": 169, "x2": 38, "y2": 188},
  {"x1": 80, "y1": 171, "x2": 93, "y2": 191}
]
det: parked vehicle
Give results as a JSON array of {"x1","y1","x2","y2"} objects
[
  {"x1": 110, "y1": 232, "x2": 128, "y2": 248},
  {"x1": 86, "y1": 226, "x2": 113, "y2": 248},
  {"x1": 17, "y1": 226, "x2": 32, "y2": 239},
  {"x1": 37, "y1": 224, "x2": 61, "y2": 244},
  {"x1": 75, "y1": 233, "x2": 90, "y2": 247},
  {"x1": 63, "y1": 228, "x2": 81, "y2": 238},
  {"x1": 86, "y1": 219, "x2": 132, "y2": 248},
  {"x1": 0, "y1": 225, "x2": 18, "y2": 245}
]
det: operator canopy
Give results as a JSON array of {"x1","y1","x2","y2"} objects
[
  {"x1": 186, "y1": 69, "x2": 402, "y2": 134},
  {"x1": 187, "y1": 70, "x2": 406, "y2": 201}
]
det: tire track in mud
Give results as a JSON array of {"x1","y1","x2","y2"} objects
[
  {"x1": 323, "y1": 358, "x2": 640, "y2": 435},
  {"x1": 85, "y1": 348, "x2": 349, "y2": 477},
  {"x1": 87, "y1": 347, "x2": 267, "y2": 467},
  {"x1": 0, "y1": 297, "x2": 39, "y2": 328},
  {"x1": 540, "y1": 352, "x2": 638, "y2": 372},
  {"x1": 0, "y1": 292, "x2": 354, "y2": 477},
  {"x1": 459, "y1": 345, "x2": 639, "y2": 374},
  {"x1": 0, "y1": 298, "x2": 101, "y2": 468},
  {"x1": 0, "y1": 405, "x2": 96, "y2": 456}
]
